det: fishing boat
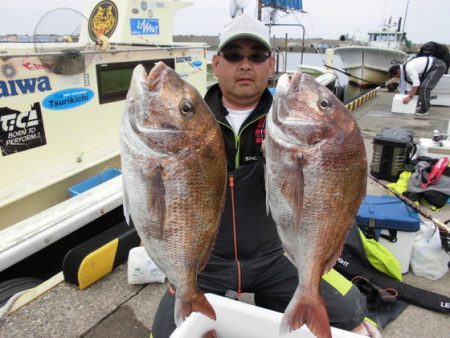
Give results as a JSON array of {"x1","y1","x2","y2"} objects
[
  {"x1": 0, "y1": 0, "x2": 208, "y2": 285},
  {"x1": 334, "y1": 18, "x2": 408, "y2": 87}
]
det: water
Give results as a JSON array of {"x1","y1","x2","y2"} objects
[{"x1": 207, "y1": 51, "x2": 368, "y2": 103}]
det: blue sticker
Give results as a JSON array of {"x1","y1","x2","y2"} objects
[
  {"x1": 130, "y1": 18, "x2": 159, "y2": 35},
  {"x1": 191, "y1": 60, "x2": 203, "y2": 68},
  {"x1": 43, "y1": 88, "x2": 94, "y2": 110}
]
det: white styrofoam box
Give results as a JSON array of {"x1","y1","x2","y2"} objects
[
  {"x1": 416, "y1": 138, "x2": 450, "y2": 160},
  {"x1": 170, "y1": 293, "x2": 365, "y2": 338},
  {"x1": 391, "y1": 94, "x2": 418, "y2": 114},
  {"x1": 379, "y1": 230, "x2": 417, "y2": 274}
]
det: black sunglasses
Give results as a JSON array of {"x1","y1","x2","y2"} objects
[{"x1": 220, "y1": 51, "x2": 270, "y2": 64}]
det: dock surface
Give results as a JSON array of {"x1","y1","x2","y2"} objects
[{"x1": 1, "y1": 90, "x2": 450, "y2": 337}]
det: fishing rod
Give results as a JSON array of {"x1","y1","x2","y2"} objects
[
  {"x1": 368, "y1": 174, "x2": 450, "y2": 234},
  {"x1": 324, "y1": 64, "x2": 380, "y2": 87}
]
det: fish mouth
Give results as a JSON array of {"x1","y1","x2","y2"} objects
[
  {"x1": 137, "y1": 126, "x2": 182, "y2": 134},
  {"x1": 273, "y1": 72, "x2": 315, "y2": 125},
  {"x1": 276, "y1": 72, "x2": 302, "y2": 96},
  {"x1": 270, "y1": 72, "x2": 320, "y2": 147},
  {"x1": 147, "y1": 61, "x2": 168, "y2": 92},
  {"x1": 125, "y1": 118, "x2": 183, "y2": 157}
]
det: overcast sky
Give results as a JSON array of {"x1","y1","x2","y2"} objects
[{"x1": 2, "y1": 0, "x2": 448, "y2": 44}]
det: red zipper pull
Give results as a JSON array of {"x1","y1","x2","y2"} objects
[{"x1": 229, "y1": 174, "x2": 235, "y2": 188}]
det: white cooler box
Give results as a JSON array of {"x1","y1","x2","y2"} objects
[
  {"x1": 170, "y1": 293, "x2": 364, "y2": 338},
  {"x1": 356, "y1": 195, "x2": 421, "y2": 274},
  {"x1": 391, "y1": 94, "x2": 418, "y2": 114}
]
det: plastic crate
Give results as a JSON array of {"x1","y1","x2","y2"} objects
[{"x1": 68, "y1": 168, "x2": 121, "y2": 197}]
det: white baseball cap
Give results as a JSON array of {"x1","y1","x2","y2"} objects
[{"x1": 217, "y1": 13, "x2": 271, "y2": 52}]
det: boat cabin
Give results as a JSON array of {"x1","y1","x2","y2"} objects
[{"x1": 367, "y1": 30, "x2": 406, "y2": 50}]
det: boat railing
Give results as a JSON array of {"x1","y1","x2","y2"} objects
[
  {"x1": 267, "y1": 22, "x2": 306, "y2": 71},
  {"x1": 0, "y1": 43, "x2": 207, "y2": 59}
]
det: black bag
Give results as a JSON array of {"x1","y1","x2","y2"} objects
[
  {"x1": 370, "y1": 127, "x2": 416, "y2": 182},
  {"x1": 417, "y1": 41, "x2": 450, "y2": 72}
]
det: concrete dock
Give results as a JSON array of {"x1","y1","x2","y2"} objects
[{"x1": 1, "y1": 89, "x2": 449, "y2": 337}]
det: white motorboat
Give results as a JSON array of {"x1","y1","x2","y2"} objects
[{"x1": 334, "y1": 20, "x2": 408, "y2": 87}]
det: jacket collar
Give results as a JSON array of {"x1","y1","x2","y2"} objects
[{"x1": 204, "y1": 84, "x2": 273, "y2": 124}]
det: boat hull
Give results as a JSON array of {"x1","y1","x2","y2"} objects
[{"x1": 334, "y1": 46, "x2": 407, "y2": 87}]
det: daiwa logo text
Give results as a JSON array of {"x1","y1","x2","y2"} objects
[
  {"x1": 130, "y1": 18, "x2": 159, "y2": 35},
  {"x1": 0, "y1": 76, "x2": 52, "y2": 97},
  {"x1": 176, "y1": 56, "x2": 192, "y2": 63}
]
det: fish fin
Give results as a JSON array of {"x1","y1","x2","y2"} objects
[
  {"x1": 280, "y1": 293, "x2": 331, "y2": 338},
  {"x1": 174, "y1": 291, "x2": 216, "y2": 326},
  {"x1": 145, "y1": 164, "x2": 166, "y2": 238},
  {"x1": 281, "y1": 153, "x2": 305, "y2": 223},
  {"x1": 122, "y1": 181, "x2": 131, "y2": 225},
  {"x1": 265, "y1": 162, "x2": 271, "y2": 216}
]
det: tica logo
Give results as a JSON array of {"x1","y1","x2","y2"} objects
[{"x1": 0, "y1": 109, "x2": 39, "y2": 132}]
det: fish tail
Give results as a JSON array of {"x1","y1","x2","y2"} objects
[
  {"x1": 174, "y1": 291, "x2": 216, "y2": 326},
  {"x1": 280, "y1": 293, "x2": 331, "y2": 338}
]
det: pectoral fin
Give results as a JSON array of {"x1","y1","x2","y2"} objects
[
  {"x1": 122, "y1": 182, "x2": 131, "y2": 225},
  {"x1": 281, "y1": 152, "x2": 305, "y2": 224},
  {"x1": 144, "y1": 163, "x2": 166, "y2": 238}
]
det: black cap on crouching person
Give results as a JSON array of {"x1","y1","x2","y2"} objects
[{"x1": 217, "y1": 13, "x2": 272, "y2": 53}]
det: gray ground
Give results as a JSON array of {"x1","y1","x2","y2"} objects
[{"x1": 0, "y1": 90, "x2": 449, "y2": 337}]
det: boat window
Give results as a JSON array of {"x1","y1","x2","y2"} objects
[{"x1": 96, "y1": 58, "x2": 175, "y2": 104}]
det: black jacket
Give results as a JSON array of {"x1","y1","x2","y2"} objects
[{"x1": 204, "y1": 84, "x2": 282, "y2": 260}]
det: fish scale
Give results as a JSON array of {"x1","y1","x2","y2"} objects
[{"x1": 265, "y1": 71, "x2": 367, "y2": 338}]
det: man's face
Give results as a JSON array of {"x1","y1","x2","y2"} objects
[{"x1": 212, "y1": 39, "x2": 275, "y2": 108}]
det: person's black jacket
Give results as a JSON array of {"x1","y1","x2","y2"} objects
[
  {"x1": 417, "y1": 41, "x2": 450, "y2": 73},
  {"x1": 204, "y1": 84, "x2": 282, "y2": 260}
]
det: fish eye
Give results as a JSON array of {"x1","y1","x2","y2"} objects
[
  {"x1": 318, "y1": 97, "x2": 332, "y2": 112},
  {"x1": 179, "y1": 100, "x2": 194, "y2": 118}
]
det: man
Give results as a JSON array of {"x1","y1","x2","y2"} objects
[
  {"x1": 151, "y1": 14, "x2": 378, "y2": 338},
  {"x1": 389, "y1": 56, "x2": 447, "y2": 118}
]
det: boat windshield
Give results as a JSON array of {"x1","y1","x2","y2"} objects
[{"x1": 369, "y1": 33, "x2": 403, "y2": 42}]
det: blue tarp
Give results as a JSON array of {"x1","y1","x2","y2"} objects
[{"x1": 260, "y1": 0, "x2": 303, "y2": 11}]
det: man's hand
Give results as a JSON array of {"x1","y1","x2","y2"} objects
[
  {"x1": 202, "y1": 330, "x2": 217, "y2": 338},
  {"x1": 402, "y1": 95, "x2": 413, "y2": 104}
]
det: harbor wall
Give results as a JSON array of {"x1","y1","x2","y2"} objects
[{"x1": 173, "y1": 35, "x2": 446, "y2": 54}]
